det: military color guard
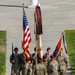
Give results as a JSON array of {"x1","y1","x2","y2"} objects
[{"x1": 10, "y1": 47, "x2": 68, "y2": 75}]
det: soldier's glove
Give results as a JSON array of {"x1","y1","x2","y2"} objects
[
  {"x1": 60, "y1": 69, "x2": 63, "y2": 72},
  {"x1": 60, "y1": 68, "x2": 63, "y2": 73},
  {"x1": 12, "y1": 60, "x2": 15, "y2": 64}
]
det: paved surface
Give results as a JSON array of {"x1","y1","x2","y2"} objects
[{"x1": 0, "y1": 0, "x2": 75, "y2": 75}]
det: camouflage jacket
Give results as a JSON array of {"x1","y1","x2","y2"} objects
[{"x1": 33, "y1": 62, "x2": 47, "y2": 75}]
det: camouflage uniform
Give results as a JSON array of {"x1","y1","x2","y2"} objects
[
  {"x1": 44, "y1": 53, "x2": 52, "y2": 75},
  {"x1": 10, "y1": 53, "x2": 19, "y2": 75},
  {"x1": 31, "y1": 53, "x2": 40, "y2": 75},
  {"x1": 32, "y1": 58, "x2": 47, "y2": 75},
  {"x1": 44, "y1": 47, "x2": 52, "y2": 75},
  {"x1": 31, "y1": 47, "x2": 41, "y2": 66},
  {"x1": 49, "y1": 58, "x2": 59, "y2": 75},
  {"x1": 19, "y1": 52, "x2": 26, "y2": 75},
  {"x1": 31, "y1": 53, "x2": 37, "y2": 66},
  {"x1": 25, "y1": 60, "x2": 32, "y2": 75},
  {"x1": 57, "y1": 54, "x2": 68, "y2": 75}
]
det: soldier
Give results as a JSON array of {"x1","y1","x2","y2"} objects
[
  {"x1": 57, "y1": 48, "x2": 68, "y2": 75},
  {"x1": 43, "y1": 55, "x2": 48, "y2": 66},
  {"x1": 25, "y1": 59, "x2": 32, "y2": 75},
  {"x1": 44, "y1": 47, "x2": 52, "y2": 57},
  {"x1": 49, "y1": 55, "x2": 59, "y2": 75},
  {"x1": 32, "y1": 57, "x2": 47, "y2": 75},
  {"x1": 31, "y1": 47, "x2": 40, "y2": 68},
  {"x1": 44, "y1": 47, "x2": 52, "y2": 75},
  {"x1": 31, "y1": 47, "x2": 40, "y2": 75},
  {"x1": 44, "y1": 47, "x2": 53, "y2": 63},
  {"x1": 19, "y1": 52, "x2": 26, "y2": 75},
  {"x1": 10, "y1": 47, "x2": 20, "y2": 75},
  {"x1": 31, "y1": 47, "x2": 37, "y2": 66}
]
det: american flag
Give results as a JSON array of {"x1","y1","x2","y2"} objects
[{"x1": 22, "y1": 11, "x2": 31, "y2": 59}]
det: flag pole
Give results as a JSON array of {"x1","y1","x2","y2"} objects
[
  {"x1": 35, "y1": 34, "x2": 39, "y2": 64},
  {"x1": 22, "y1": 3, "x2": 24, "y2": 15},
  {"x1": 22, "y1": 3, "x2": 24, "y2": 51},
  {"x1": 12, "y1": 43, "x2": 14, "y2": 54}
]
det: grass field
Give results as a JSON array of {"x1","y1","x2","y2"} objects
[
  {"x1": 65, "y1": 30, "x2": 75, "y2": 75},
  {"x1": 0, "y1": 31, "x2": 6, "y2": 75}
]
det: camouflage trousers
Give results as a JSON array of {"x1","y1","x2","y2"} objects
[
  {"x1": 19, "y1": 67, "x2": 32, "y2": 75},
  {"x1": 11, "y1": 64, "x2": 20, "y2": 75},
  {"x1": 59, "y1": 66, "x2": 66, "y2": 75},
  {"x1": 19, "y1": 66, "x2": 26, "y2": 75},
  {"x1": 11, "y1": 69, "x2": 19, "y2": 75},
  {"x1": 59, "y1": 70, "x2": 66, "y2": 75}
]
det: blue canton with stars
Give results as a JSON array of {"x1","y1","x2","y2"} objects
[{"x1": 23, "y1": 11, "x2": 28, "y2": 30}]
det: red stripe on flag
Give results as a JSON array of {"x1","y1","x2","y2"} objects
[{"x1": 57, "y1": 37, "x2": 62, "y2": 49}]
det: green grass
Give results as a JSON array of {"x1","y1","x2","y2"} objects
[
  {"x1": 0, "y1": 31, "x2": 6, "y2": 75},
  {"x1": 0, "y1": 52, "x2": 6, "y2": 75},
  {"x1": 65, "y1": 30, "x2": 75, "y2": 75}
]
